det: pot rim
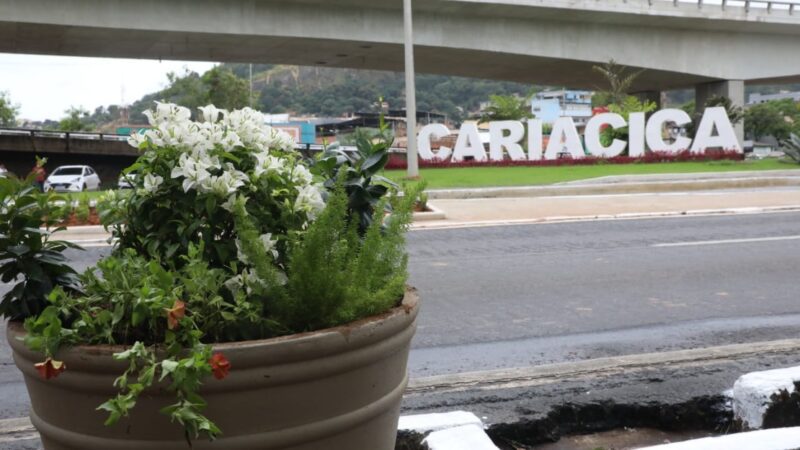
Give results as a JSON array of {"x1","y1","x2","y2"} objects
[{"x1": 7, "y1": 287, "x2": 419, "y2": 374}]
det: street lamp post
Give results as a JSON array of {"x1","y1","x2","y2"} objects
[{"x1": 403, "y1": 0, "x2": 419, "y2": 178}]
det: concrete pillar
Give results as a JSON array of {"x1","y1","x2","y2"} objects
[
  {"x1": 695, "y1": 80, "x2": 745, "y2": 145},
  {"x1": 634, "y1": 90, "x2": 662, "y2": 110}
]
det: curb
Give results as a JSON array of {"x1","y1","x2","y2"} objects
[
  {"x1": 412, "y1": 203, "x2": 446, "y2": 221},
  {"x1": 406, "y1": 338, "x2": 800, "y2": 395},
  {"x1": 426, "y1": 176, "x2": 800, "y2": 200},
  {"x1": 399, "y1": 411, "x2": 498, "y2": 449},
  {"x1": 411, "y1": 205, "x2": 800, "y2": 230}
]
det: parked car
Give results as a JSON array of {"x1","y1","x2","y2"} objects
[
  {"x1": 44, "y1": 165, "x2": 101, "y2": 192},
  {"x1": 117, "y1": 170, "x2": 138, "y2": 189}
]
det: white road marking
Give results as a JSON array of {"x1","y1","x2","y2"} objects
[{"x1": 653, "y1": 235, "x2": 800, "y2": 248}]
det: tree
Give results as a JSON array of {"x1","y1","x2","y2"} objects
[
  {"x1": 684, "y1": 96, "x2": 744, "y2": 138},
  {"x1": 744, "y1": 99, "x2": 796, "y2": 141},
  {"x1": 478, "y1": 94, "x2": 533, "y2": 122},
  {"x1": 202, "y1": 66, "x2": 249, "y2": 110},
  {"x1": 592, "y1": 59, "x2": 645, "y2": 107},
  {"x1": 58, "y1": 107, "x2": 93, "y2": 132},
  {"x1": 0, "y1": 91, "x2": 19, "y2": 127}
]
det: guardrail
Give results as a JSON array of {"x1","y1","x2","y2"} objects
[
  {"x1": 654, "y1": 0, "x2": 798, "y2": 13},
  {"x1": 0, "y1": 128, "x2": 406, "y2": 155},
  {"x1": 0, "y1": 127, "x2": 128, "y2": 142}
]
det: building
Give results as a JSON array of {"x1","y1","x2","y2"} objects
[
  {"x1": 747, "y1": 91, "x2": 800, "y2": 105},
  {"x1": 531, "y1": 90, "x2": 594, "y2": 127}
]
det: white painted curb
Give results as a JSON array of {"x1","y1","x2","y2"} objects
[
  {"x1": 424, "y1": 424, "x2": 498, "y2": 450},
  {"x1": 733, "y1": 366, "x2": 800, "y2": 429},
  {"x1": 398, "y1": 411, "x2": 498, "y2": 449},
  {"x1": 637, "y1": 427, "x2": 800, "y2": 449}
]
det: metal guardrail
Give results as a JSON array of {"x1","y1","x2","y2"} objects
[
  {"x1": 0, "y1": 127, "x2": 128, "y2": 142},
  {"x1": 653, "y1": 0, "x2": 798, "y2": 13},
  {"x1": 0, "y1": 128, "x2": 405, "y2": 154}
]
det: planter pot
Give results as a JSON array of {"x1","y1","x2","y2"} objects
[{"x1": 7, "y1": 289, "x2": 419, "y2": 450}]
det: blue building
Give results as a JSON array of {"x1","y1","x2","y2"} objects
[{"x1": 531, "y1": 90, "x2": 594, "y2": 128}]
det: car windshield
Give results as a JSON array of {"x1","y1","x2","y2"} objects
[{"x1": 52, "y1": 167, "x2": 84, "y2": 176}]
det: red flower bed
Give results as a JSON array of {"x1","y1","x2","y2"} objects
[{"x1": 385, "y1": 150, "x2": 744, "y2": 170}]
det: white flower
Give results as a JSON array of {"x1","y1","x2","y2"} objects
[
  {"x1": 259, "y1": 233, "x2": 279, "y2": 260},
  {"x1": 271, "y1": 128, "x2": 296, "y2": 152},
  {"x1": 220, "y1": 131, "x2": 243, "y2": 151},
  {"x1": 290, "y1": 164, "x2": 314, "y2": 185},
  {"x1": 221, "y1": 195, "x2": 238, "y2": 212},
  {"x1": 144, "y1": 102, "x2": 191, "y2": 127},
  {"x1": 198, "y1": 105, "x2": 224, "y2": 124},
  {"x1": 224, "y1": 275, "x2": 243, "y2": 294},
  {"x1": 127, "y1": 132, "x2": 146, "y2": 149},
  {"x1": 142, "y1": 174, "x2": 164, "y2": 193},
  {"x1": 252, "y1": 152, "x2": 285, "y2": 178},
  {"x1": 294, "y1": 184, "x2": 325, "y2": 220},
  {"x1": 200, "y1": 164, "x2": 248, "y2": 197}
]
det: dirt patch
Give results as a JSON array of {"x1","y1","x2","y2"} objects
[
  {"x1": 761, "y1": 381, "x2": 800, "y2": 430},
  {"x1": 488, "y1": 396, "x2": 732, "y2": 449}
]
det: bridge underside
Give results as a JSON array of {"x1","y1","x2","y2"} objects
[
  {"x1": 2, "y1": 0, "x2": 800, "y2": 91},
  {"x1": 0, "y1": 22, "x2": 719, "y2": 91}
]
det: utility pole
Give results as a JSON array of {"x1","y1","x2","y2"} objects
[
  {"x1": 249, "y1": 63, "x2": 254, "y2": 108},
  {"x1": 403, "y1": 0, "x2": 419, "y2": 178}
]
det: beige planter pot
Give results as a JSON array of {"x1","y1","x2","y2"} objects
[{"x1": 8, "y1": 289, "x2": 419, "y2": 450}]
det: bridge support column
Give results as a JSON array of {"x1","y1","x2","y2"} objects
[{"x1": 695, "y1": 80, "x2": 745, "y2": 146}]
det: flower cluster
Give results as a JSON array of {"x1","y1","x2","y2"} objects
[
  {"x1": 129, "y1": 102, "x2": 322, "y2": 220},
  {"x1": 115, "y1": 103, "x2": 326, "y2": 284}
]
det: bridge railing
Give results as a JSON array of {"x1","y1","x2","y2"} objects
[
  {"x1": 0, "y1": 128, "x2": 399, "y2": 155},
  {"x1": 0, "y1": 127, "x2": 129, "y2": 142},
  {"x1": 654, "y1": 0, "x2": 799, "y2": 14}
]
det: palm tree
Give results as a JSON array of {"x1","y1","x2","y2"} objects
[
  {"x1": 592, "y1": 59, "x2": 645, "y2": 107},
  {"x1": 782, "y1": 133, "x2": 800, "y2": 164}
]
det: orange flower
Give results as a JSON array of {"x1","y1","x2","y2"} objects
[
  {"x1": 165, "y1": 300, "x2": 186, "y2": 330},
  {"x1": 35, "y1": 358, "x2": 66, "y2": 380},
  {"x1": 209, "y1": 353, "x2": 231, "y2": 380}
]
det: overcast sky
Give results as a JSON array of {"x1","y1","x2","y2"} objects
[{"x1": 1, "y1": 53, "x2": 217, "y2": 122}]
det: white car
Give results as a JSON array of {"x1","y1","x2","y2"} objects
[
  {"x1": 44, "y1": 165, "x2": 101, "y2": 192},
  {"x1": 117, "y1": 170, "x2": 138, "y2": 189}
]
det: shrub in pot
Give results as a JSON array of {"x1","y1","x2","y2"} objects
[{"x1": 2, "y1": 103, "x2": 420, "y2": 449}]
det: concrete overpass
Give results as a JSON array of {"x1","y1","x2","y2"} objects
[{"x1": 2, "y1": 0, "x2": 800, "y2": 139}]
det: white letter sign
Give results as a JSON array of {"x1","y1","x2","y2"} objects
[
  {"x1": 585, "y1": 113, "x2": 627, "y2": 157},
  {"x1": 690, "y1": 106, "x2": 742, "y2": 153},
  {"x1": 452, "y1": 122, "x2": 488, "y2": 162},
  {"x1": 489, "y1": 121, "x2": 526, "y2": 161},
  {"x1": 417, "y1": 123, "x2": 452, "y2": 160}
]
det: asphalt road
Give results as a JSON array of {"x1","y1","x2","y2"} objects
[
  {"x1": 408, "y1": 211, "x2": 800, "y2": 377},
  {"x1": 2, "y1": 211, "x2": 800, "y2": 421}
]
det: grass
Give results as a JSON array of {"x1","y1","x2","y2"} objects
[
  {"x1": 61, "y1": 189, "x2": 112, "y2": 201},
  {"x1": 384, "y1": 159, "x2": 800, "y2": 189}
]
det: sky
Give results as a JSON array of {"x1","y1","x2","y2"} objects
[{"x1": 1, "y1": 54, "x2": 217, "y2": 122}]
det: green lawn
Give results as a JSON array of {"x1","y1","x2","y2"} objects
[
  {"x1": 61, "y1": 190, "x2": 113, "y2": 201},
  {"x1": 384, "y1": 159, "x2": 800, "y2": 189}
]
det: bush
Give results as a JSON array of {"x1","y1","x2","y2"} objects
[{"x1": 0, "y1": 176, "x2": 82, "y2": 320}]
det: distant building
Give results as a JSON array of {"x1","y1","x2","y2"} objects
[
  {"x1": 747, "y1": 91, "x2": 800, "y2": 105},
  {"x1": 531, "y1": 90, "x2": 594, "y2": 127}
]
